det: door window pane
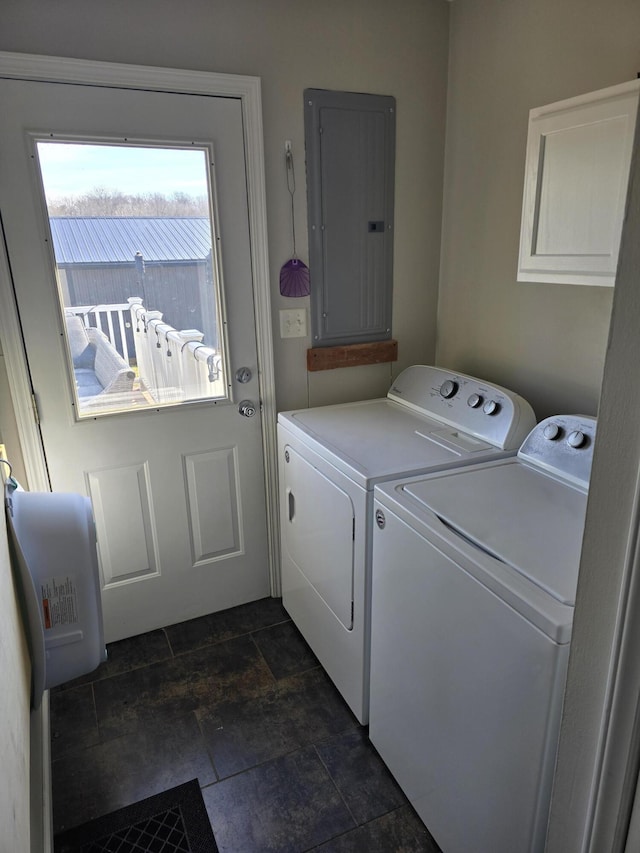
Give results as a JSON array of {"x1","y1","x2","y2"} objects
[{"x1": 36, "y1": 140, "x2": 227, "y2": 417}]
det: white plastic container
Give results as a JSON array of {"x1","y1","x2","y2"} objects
[{"x1": 5, "y1": 486, "x2": 107, "y2": 707}]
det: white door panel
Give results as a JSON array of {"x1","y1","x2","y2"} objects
[{"x1": 0, "y1": 78, "x2": 270, "y2": 641}]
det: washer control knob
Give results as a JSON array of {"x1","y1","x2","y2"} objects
[
  {"x1": 567, "y1": 430, "x2": 587, "y2": 449},
  {"x1": 483, "y1": 399, "x2": 500, "y2": 416},
  {"x1": 543, "y1": 423, "x2": 562, "y2": 441},
  {"x1": 440, "y1": 379, "x2": 459, "y2": 399},
  {"x1": 467, "y1": 393, "x2": 483, "y2": 409}
]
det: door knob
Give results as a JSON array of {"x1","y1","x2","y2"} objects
[{"x1": 238, "y1": 400, "x2": 257, "y2": 418}]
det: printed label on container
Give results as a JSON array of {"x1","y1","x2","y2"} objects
[{"x1": 41, "y1": 576, "x2": 79, "y2": 630}]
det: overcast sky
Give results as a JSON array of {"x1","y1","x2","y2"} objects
[{"x1": 36, "y1": 141, "x2": 209, "y2": 199}]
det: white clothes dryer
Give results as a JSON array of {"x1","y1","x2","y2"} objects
[
  {"x1": 369, "y1": 414, "x2": 596, "y2": 853},
  {"x1": 278, "y1": 365, "x2": 536, "y2": 723}
]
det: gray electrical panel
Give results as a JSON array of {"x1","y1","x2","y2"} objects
[{"x1": 304, "y1": 89, "x2": 396, "y2": 347}]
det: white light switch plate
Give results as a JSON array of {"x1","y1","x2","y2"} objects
[{"x1": 280, "y1": 308, "x2": 307, "y2": 338}]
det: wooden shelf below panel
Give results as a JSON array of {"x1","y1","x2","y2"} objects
[{"x1": 307, "y1": 340, "x2": 398, "y2": 372}]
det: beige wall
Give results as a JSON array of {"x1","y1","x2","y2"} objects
[
  {"x1": 0, "y1": 477, "x2": 32, "y2": 853},
  {"x1": 438, "y1": 0, "x2": 640, "y2": 420},
  {"x1": 0, "y1": 0, "x2": 449, "y2": 415}
]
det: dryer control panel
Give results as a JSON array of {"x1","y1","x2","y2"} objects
[
  {"x1": 387, "y1": 365, "x2": 536, "y2": 451},
  {"x1": 518, "y1": 414, "x2": 597, "y2": 488}
]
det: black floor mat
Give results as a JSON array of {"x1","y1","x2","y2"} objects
[{"x1": 54, "y1": 779, "x2": 218, "y2": 852}]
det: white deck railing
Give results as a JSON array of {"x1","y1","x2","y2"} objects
[
  {"x1": 127, "y1": 298, "x2": 224, "y2": 403},
  {"x1": 65, "y1": 299, "x2": 225, "y2": 404},
  {"x1": 66, "y1": 302, "x2": 133, "y2": 363}
]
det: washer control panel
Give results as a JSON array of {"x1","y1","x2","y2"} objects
[
  {"x1": 519, "y1": 414, "x2": 596, "y2": 488},
  {"x1": 387, "y1": 365, "x2": 536, "y2": 451}
]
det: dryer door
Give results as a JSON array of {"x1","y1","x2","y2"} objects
[{"x1": 281, "y1": 444, "x2": 354, "y2": 630}]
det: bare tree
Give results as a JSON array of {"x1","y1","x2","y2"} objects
[{"x1": 47, "y1": 188, "x2": 209, "y2": 217}]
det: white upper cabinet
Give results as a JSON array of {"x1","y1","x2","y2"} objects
[{"x1": 517, "y1": 79, "x2": 640, "y2": 286}]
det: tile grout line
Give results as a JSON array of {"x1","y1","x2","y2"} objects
[
  {"x1": 312, "y1": 742, "x2": 360, "y2": 830},
  {"x1": 89, "y1": 681, "x2": 100, "y2": 744},
  {"x1": 249, "y1": 631, "x2": 281, "y2": 686},
  {"x1": 162, "y1": 626, "x2": 176, "y2": 658},
  {"x1": 164, "y1": 616, "x2": 292, "y2": 659},
  {"x1": 193, "y1": 710, "x2": 221, "y2": 785}
]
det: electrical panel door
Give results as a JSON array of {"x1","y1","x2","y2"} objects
[{"x1": 304, "y1": 89, "x2": 396, "y2": 346}]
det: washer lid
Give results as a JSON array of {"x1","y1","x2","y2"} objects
[
  {"x1": 402, "y1": 460, "x2": 589, "y2": 606},
  {"x1": 279, "y1": 399, "x2": 495, "y2": 487}
]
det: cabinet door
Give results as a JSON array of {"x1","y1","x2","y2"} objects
[{"x1": 517, "y1": 80, "x2": 640, "y2": 287}]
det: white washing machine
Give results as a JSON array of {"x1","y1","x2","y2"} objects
[
  {"x1": 369, "y1": 414, "x2": 596, "y2": 853},
  {"x1": 278, "y1": 364, "x2": 536, "y2": 723}
]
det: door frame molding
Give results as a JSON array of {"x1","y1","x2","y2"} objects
[{"x1": 0, "y1": 50, "x2": 280, "y2": 591}]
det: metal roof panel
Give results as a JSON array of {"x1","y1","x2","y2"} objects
[{"x1": 49, "y1": 217, "x2": 212, "y2": 264}]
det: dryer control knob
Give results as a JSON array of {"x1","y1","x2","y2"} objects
[
  {"x1": 440, "y1": 379, "x2": 458, "y2": 399},
  {"x1": 567, "y1": 430, "x2": 587, "y2": 449},
  {"x1": 467, "y1": 393, "x2": 483, "y2": 408},
  {"x1": 543, "y1": 423, "x2": 562, "y2": 441},
  {"x1": 483, "y1": 399, "x2": 500, "y2": 416}
]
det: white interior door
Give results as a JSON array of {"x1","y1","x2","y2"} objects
[{"x1": 0, "y1": 77, "x2": 271, "y2": 641}]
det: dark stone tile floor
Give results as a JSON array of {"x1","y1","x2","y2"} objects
[{"x1": 50, "y1": 597, "x2": 441, "y2": 852}]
